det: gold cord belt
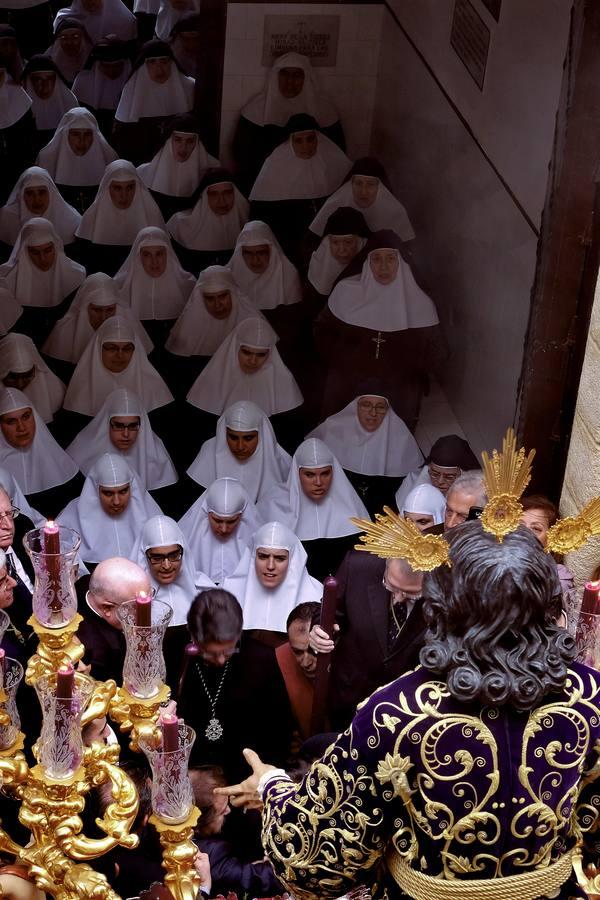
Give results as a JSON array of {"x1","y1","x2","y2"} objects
[{"x1": 386, "y1": 848, "x2": 574, "y2": 900}]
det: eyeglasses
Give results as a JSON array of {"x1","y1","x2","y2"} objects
[
  {"x1": 0, "y1": 506, "x2": 19, "y2": 522},
  {"x1": 110, "y1": 420, "x2": 141, "y2": 432},
  {"x1": 0, "y1": 571, "x2": 14, "y2": 591},
  {"x1": 358, "y1": 400, "x2": 388, "y2": 414},
  {"x1": 146, "y1": 548, "x2": 183, "y2": 565}
]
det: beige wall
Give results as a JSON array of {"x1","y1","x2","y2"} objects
[
  {"x1": 561, "y1": 273, "x2": 600, "y2": 587},
  {"x1": 370, "y1": 1, "x2": 571, "y2": 455}
]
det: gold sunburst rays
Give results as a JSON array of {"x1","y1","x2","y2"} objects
[
  {"x1": 350, "y1": 506, "x2": 451, "y2": 571},
  {"x1": 479, "y1": 427, "x2": 535, "y2": 542}
]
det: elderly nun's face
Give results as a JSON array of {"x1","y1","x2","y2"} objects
[
  {"x1": 171, "y1": 132, "x2": 197, "y2": 162},
  {"x1": 58, "y1": 27, "x2": 84, "y2": 57},
  {"x1": 206, "y1": 183, "x2": 235, "y2": 216},
  {"x1": 0, "y1": 406, "x2": 35, "y2": 450},
  {"x1": 328, "y1": 234, "x2": 359, "y2": 265},
  {"x1": 68, "y1": 128, "x2": 94, "y2": 156},
  {"x1": 140, "y1": 245, "x2": 167, "y2": 278},
  {"x1": 403, "y1": 511, "x2": 435, "y2": 531},
  {"x1": 146, "y1": 56, "x2": 172, "y2": 83},
  {"x1": 351, "y1": 175, "x2": 379, "y2": 209},
  {"x1": 203, "y1": 289, "x2": 232, "y2": 320},
  {"x1": 255, "y1": 546, "x2": 289, "y2": 588},
  {"x1": 369, "y1": 249, "x2": 399, "y2": 285},
  {"x1": 27, "y1": 241, "x2": 56, "y2": 271},
  {"x1": 98, "y1": 482, "x2": 130, "y2": 516},
  {"x1": 278, "y1": 67, "x2": 304, "y2": 98},
  {"x1": 291, "y1": 130, "x2": 318, "y2": 160},
  {"x1": 109, "y1": 179, "x2": 136, "y2": 209},
  {"x1": 146, "y1": 543, "x2": 183, "y2": 584},
  {"x1": 241, "y1": 244, "x2": 270, "y2": 274},
  {"x1": 101, "y1": 340, "x2": 135, "y2": 373},
  {"x1": 23, "y1": 185, "x2": 49, "y2": 216},
  {"x1": 356, "y1": 396, "x2": 388, "y2": 432},
  {"x1": 29, "y1": 71, "x2": 56, "y2": 100}
]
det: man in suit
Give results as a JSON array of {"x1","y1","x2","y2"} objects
[
  {"x1": 310, "y1": 550, "x2": 426, "y2": 731},
  {"x1": 0, "y1": 484, "x2": 36, "y2": 660},
  {"x1": 79, "y1": 557, "x2": 151, "y2": 684}
]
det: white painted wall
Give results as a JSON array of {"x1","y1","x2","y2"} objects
[
  {"x1": 371, "y1": 1, "x2": 572, "y2": 454},
  {"x1": 220, "y1": 3, "x2": 383, "y2": 169}
]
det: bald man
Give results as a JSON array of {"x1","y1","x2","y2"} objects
[{"x1": 78, "y1": 557, "x2": 151, "y2": 684}]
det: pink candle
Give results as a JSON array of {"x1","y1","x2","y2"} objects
[
  {"x1": 161, "y1": 714, "x2": 179, "y2": 753},
  {"x1": 56, "y1": 662, "x2": 74, "y2": 700},
  {"x1": 55, "y1": 662, "x2": 75, "y2": 762},
  {"x1": 43, "y1": 520, "x2": 62, "y2": 615},
  {"x1": 0, "y1": 648, "x2": 5, "y2": 690},
  {"x1": 135, "y1": 591, "x2": 151, "y2": 627},
  {"x1": 581, "y1": 581, "x2": 600, "y2": 616}
]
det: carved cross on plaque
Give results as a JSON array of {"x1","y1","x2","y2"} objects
[{"x1": 372, "y1": 331, "x2": 386, "y2": 360}]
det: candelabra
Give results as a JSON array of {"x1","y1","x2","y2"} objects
[{"x1": 0, "y1": 522, "x2": 201, "y2": 900}]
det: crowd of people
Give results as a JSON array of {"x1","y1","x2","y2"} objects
[{"x1": 0, "y1": 2, "x2": 594, "y2": 899}]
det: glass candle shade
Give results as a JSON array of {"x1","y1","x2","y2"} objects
[
  {"x1": 139, "y1": 722, "x2": 196, "y2": 824},
  {"x1": 23, "y1": 525, "x2": 81, "y2": 628},
  {"x1": 117, "y1": 598, "x2": 172, "y2": 699},
  {"x1": 0, "y1": 656, "x2": 23, "y2": 749},
  {"x1": 575, "y1": 610, "x2": 600, "y2": 670},
  {"x1": 35, "y1": 670, "x2": 94, "y2": 779}
]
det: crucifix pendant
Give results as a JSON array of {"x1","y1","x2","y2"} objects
[
  {"x1": 205, "y1": 717, "x2": 224, "y2": 741},
  {"x1": 372, "y1": 331, "x2": 386, "y2": 360}
]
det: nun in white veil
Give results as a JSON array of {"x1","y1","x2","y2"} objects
[
  {"x1": 133, "y1": 515, "x2": 214, "y2": 626},
  {"x1": 0, "y1": 65, "x2": 33, "y2": 206},
  {"x1": 258, "y1": 438, "x2": 369, "y2": 580},
  {"x1": 0, "y1": 464, "x2": 44, "y2": 527},
  {"x1": 54, "y1": 0, "x2": 137, "y2": 45},
  {"x1": 186, "y1": 317, "x2": 302, "y2": 417},
  {"x1": 114, "y1": 226, "x2": 195, "y2": 321},
  {"x1": 67, "y1": 388, "x2": 177, "y2": 489},
  {"x1": 187, "y1": 400, "x2": 291, "y2": 501},
  {"x1": 59, "y1": 453, "x2": 161, "y2": 564},
  {"x1": 155, "y1": 0, "x2": 201, "y2": 40},
  {"x1": 63, "y1": 315, "x2": 174, "y2": 416},
  {"x1": 0, "y1": 166, "x2": 81, "y2": 246},
  {"x1": 306, "y1": 206, "x2": 369, "y2": 302},
  {"x1": 75, "y1": 159, "x2": 165, "y2": 274},
  {"x1": 222, "y1": 520, "x2": 322, "y2": 634},
  {"x1": 22, "y1": 55, "x2": 78, "y2": 139},
  {"x1": 43, "y1": 272, "x2": 153, "y2": 365},
  {"x1": 0, "y1": 388, "x2": 79, "y2": 514},
  {"x1": 165, "y1": 265, "x2": 266, "y2": 357},
  {"x1": 400, "y1": 483, "x2": 446, "y2": 531},
  {"x1": 0, "y1": 284, "x2": 23, "y2": 336},
  {"x1": 179, "y1": 477, "x2": 262, "y2": 585},
  {"x1": 228, "y1": 220, "x2": 302, "y2": 311},
  {"x1": 0, "y1": 333, "x2": 65, "y2": 423}
]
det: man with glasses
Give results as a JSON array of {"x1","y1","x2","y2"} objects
[
  {"x1": 80, "y1": 556, "x2": 152, "y2": 683},
  {"x1": 443, "y1": 471, "x2": 487, "y2": 531},
  {"x1": 395, "y1": 433, "x2": 480, "y2": 511},
  {"x1": 309, "y1": 551, "x2": 427, "y2": 731},
  {"x1": 177, "y1": 588, "x2": 293, "y2": 780}
]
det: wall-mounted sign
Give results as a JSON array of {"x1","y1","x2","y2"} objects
[
  {"x1": 262, "y1": 14, "x2": 340, "y2": 67},
  {"x1": 480, "y1": 0, "x2": 501, "y2": 22},
  {"x1": 451, "y1": 0, "x2": 491, "y2": 91}
]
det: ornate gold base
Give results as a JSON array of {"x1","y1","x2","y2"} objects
[
  {"x1": 25, "y1": 613, "x2": 85, "y2": 684},
  {"x1": 110, "y1": 683, "x2": 171, "y2": 751},
  {"x1": 149, "y1": 809, "x2": 201, "y2": 900}
]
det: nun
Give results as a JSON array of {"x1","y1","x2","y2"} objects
[
  {"x1": 137, "y1": 114, "x2": 220, "y2": 219},
  {"x1": 306, "y1": 206, "x2": 370, "y2": 309},
  {"x1": 179, "y1": 476, "x2": 262, "y2": 585},
  {"x1": 307, "y1": 391, "x2": 423, "y2": 516},
  {"x1": 49, "y1": 17, "x2": 93, "y2": 85},
  {"x1": 400, "y1": 483, "x2": 446, "y2": 532},
  {"x1": 0, "y1": 25, "x2": 24, "y2": 82},
  {"x1": 58, "y1": 453, "x2": 160, "y2": 566},
  {"x1": 74, "y1": 159, "x2": 165, "y2": 274},
  {"x1": 0, "y1": 65, "x2": 35, "y2": 202},
  {"x1": 43, "y1": 271, "x2": 153, "y2": 370},
  {"x1": 155, "y1": 0, "x2": 200, "y2": 41},
  {"x1": 71, "y1": 39, "x2": 132, "y2": 138},
  {"x1": 249, "y1": 114, "x2": 352, "y2": 261},
  {"x1": 22, "y1": 55, "x2": 78, "y2": 151},
  {"x1": 37, "y1": 107, "x2": 118, "y2": 212},
  {"x1": 113, "y1": 40, "x2": 194, "y2": 165},
  {"x1": 0, "y1": 388, "x2": 81, "y2": 518},
  {"x1": 165, "y1": 265, "x2": 266, "y2": 359},
  {"x1": 313, "y1": 230, "x2": 444, "y2": 429},
  {"x1": 309, "y1": 157, "x2": 415, "y2": 242},
  {"x1": 394, "y1": 433, "x2": 480, "y2": 511},
  {"x1": 0, "y1": 217, "x2": 86, "y2": 342},
  {"x1": 66, "y1": 387, "x2": 177, "y2": 491},
  {"x1": 186, "y1": 317, "x2": 303, "y2": 419},
  {"x1": 113, "y1": 226, "x2": 195, "y2": 336},
  {"x1": 0, "y1": 333, "x2": 65, "y2": 424},
  {"x1": 258, "y1": 437, "x2": 369, "y2": 580},
  {"x1": 167, "y1": 168, "x2": 249, "y2": 275},
  {"x1": 186, "y1": 400, "x2": 291, "y2": 503},
  {"x1": 0, "y1": 464, "x2": 44, "y2": 527},
  {"x1": 0, "y1": 166, "x2": 81, "y2": 250},
  {"x1": 222, "y1": 520, "x2": 322, "y2": 640},
  {"x1": 63, "y1": 314, "x2": 174, "y2": 416},
  {"x1": 54, "y1": 0, "x2": 137, "y2": 46},
  {"x1": 233, "y1": 52, "x2": 344, "y2": 193},
  {"x1": 169, "y1": 13, "x2": 201, "y2": 77}
]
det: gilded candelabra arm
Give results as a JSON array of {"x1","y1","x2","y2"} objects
[
  {"x1": 150, "y1": 810, "x2": 201, "y2": 900},
  {"x1": 0, "y1": 752, "x2": 28, "y2": 789},
  {"x1": 80, "y1": 679, "x2": 118, "y2": 729},
  {"x1": 25, "y1": 614, "x2": 85, "y2": 685},
  {"x1": 573, "y1": 841, "x2": 600, "y2": 896},
  {"x1": 109, "y1": 683, "x2": 169, "y2": 752},
  {"x1": 62, "y1": 863, "x2": 124, "y2": 900}
]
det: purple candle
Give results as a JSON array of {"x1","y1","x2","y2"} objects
[
  {"x1": 135, "y1": 591, "x2": 151, "y2": 627},
  {"x1": 161, "y1": 714, "x2": 179, "y2": 754}
]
